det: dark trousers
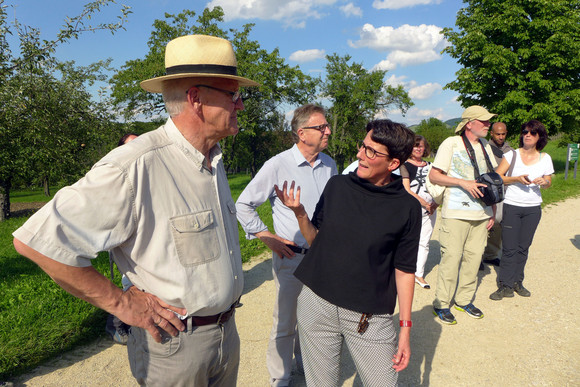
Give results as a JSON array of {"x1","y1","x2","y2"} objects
[{"x1": 499, "y1": 203, "x2": 542, "y2": 287}]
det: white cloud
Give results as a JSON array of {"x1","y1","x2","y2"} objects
[
  {"x1": 289, "y1": 49, "x2": 326, "y2": 63},
  {"x1": 372, "y1": 59, "x2": 397, "y2": 72},
  {"x1": 384, "y1": 74, "x2": 409, "y2": 87},
  {"x1": 384, "y1": 106, "x2": 448, "y2": 125},
  {"x1": 206, "y1": 0, "x2": 337, "y2": 28},
  {"x1": 340, "y1": 3, "x2": 363, "y2": 17},
  {"x1": 372, "y1": 0, "x2": 442, "y2": 10},
  {"x1": 349, "y1": 23, "x2": 448, "y2": 68},
  {"x1": 408, "y1": 82, "x2": 441, "y2": 100},
  {"x1": 351, "y1": 23, "x2": 447, "y2": 52},
  {"x1": 385, "y1": 49, "x2": 441, "y2": 66}
]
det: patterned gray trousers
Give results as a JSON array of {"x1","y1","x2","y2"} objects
[{"x1": 297, "y1": 286, "x2": 399, "y2": 386}]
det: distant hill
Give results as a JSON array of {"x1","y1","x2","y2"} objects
[
  {"x1": 408, "y1": 118, "x2": 460, "y2": 131},
  {"x1": 444, "y1": 118, "x2": 461, "y2": 128}
]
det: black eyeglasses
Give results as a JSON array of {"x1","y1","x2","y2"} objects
[
  {"x1": 522, "y1": 129, "x2": 538, "y2": 136},
  {"x1": 301, "y1": 123, "x2": 331, "y2": 133},
  {"x1": 188, "y1": 85, "x2": 242, "y2": 103},
  {"x1": 358, "y1": 142, "x2": 389, "y2": 160}
]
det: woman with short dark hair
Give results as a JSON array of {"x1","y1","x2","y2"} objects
[
  {"x1": 490, "y1": 120, "x2": 554, "y2": 300},
  {"x1": 276, "y1": 119, "x2": 421, "y2": 386}
]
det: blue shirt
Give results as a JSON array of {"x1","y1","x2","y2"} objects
[{"x1": 236, "y1": 144, "x2": 337, "y2": 248}]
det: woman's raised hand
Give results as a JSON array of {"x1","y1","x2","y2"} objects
[{"x1": 274, "y1": 180, "x2": 304, "y2": 214}]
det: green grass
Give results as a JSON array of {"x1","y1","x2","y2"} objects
[
  {"x1": 0, "y1": 216, "x2": 119, "y2": 380},
  {"x1": 1, "y1": 148, "x2": 578, "y2": 380},
  {"x1": 10, "y1": 186, "x2": 61, "y2": 202},
  {"x1": 538, "y1": 142, "x2": 580, "y2": 206},
  {"x1": 228, "y1": 174, "x2": 274, "y2": 261}
]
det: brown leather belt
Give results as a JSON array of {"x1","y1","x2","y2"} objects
[{"x1": 187, "y1": 302, "x2": 237, "y2": 327}]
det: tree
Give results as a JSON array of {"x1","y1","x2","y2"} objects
[
  {"x1": 443, "y1": 0, "x2": 580, "y2": 136},
  {"x1": 321, "y1": 54, "x2": 413, "y2": 171},
  {"x1": 415, "y1": 117, "x2": 454, "y2": 153},
  {"x1": 110, "y1": 8, "x2": 318, "y2": 175},
  {"x1": 226, "y1": 24, "x2": 318, "y2": 175},
  {"x1": 109, "y1": 9, "x2": 226, "y2": 119},
  {"x1": 0, "y1": 1, "x2": 131, "y2": 221}
]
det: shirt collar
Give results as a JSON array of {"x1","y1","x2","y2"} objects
[
  {"x1": 164, "y1": 117, "x2": 223, "y2": 171},
  {"x1": 290, "y1": 143, "x2": 325, "y2": 168}
]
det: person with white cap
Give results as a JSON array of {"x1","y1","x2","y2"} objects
[
  {"x1": 13, "y1": 34, "x2": 259, "y2": 386},
  {"x1": 429, "y1": 105, "x2": 498, "y2": 325}
]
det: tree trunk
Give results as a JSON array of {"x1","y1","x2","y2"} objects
[
  {"x1": 0, "y1": 178, "x2": 12, "y2": 221},
  {"x1": 43, "y1": 176, "x2": 51, "y2": 197}
]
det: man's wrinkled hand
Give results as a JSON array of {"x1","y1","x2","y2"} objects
[
  {"x1": 118, "y1": 287, "x2": 187, "y2": 343},
  {"x1": 257, "y1": 231, "x2": 296, "y2": 258}
]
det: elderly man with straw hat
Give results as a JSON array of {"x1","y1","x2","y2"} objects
[
  {"x1": 429, "y1": 106, "x2": 498, "y2": 325},
  {"x1": 13, "y1": 35, "x2": 258, "y2": 386}
]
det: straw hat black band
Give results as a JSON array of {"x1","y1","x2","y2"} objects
[
  {"x1": 166, "y1": 64, "x2": 238, "y2": 77},
  {"x1": 140, "y1": 35, "x2": 259, "y2": 93}
]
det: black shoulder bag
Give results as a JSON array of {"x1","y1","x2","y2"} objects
[{"x1": 461, "y1": 133, "x2": 504, "y2": 206}]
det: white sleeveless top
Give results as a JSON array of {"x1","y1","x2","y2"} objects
[{"x1": 503, "y1": 150, "x2": 554, "y2": 207}]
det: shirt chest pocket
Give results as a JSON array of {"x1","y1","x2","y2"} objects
[{"x1": 170, "y1": 210, "x2": 220, "y2": 267}]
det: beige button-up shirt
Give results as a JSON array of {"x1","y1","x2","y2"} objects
[{"x1": 14, "y1": 118, "x2": 243, "y2": 316}]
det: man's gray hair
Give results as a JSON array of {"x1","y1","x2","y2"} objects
[
  {"x1": 162, "y1": 78, "x2": 197, "y2": 117},
  {"x1": 291, "y1": 104, "x2": 326, "y2": 143}
]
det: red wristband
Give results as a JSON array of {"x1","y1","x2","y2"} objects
[{"x1": 399, "y1": 320, "x2": 412, "y2": 327}]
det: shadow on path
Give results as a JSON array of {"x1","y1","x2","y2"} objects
[{"x1": 242, "y1": 257, "x2": 273, "y2": 295}]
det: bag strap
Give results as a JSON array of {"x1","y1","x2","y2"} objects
[
  {"x1": 461, "y1": 132, "x2": 481, "y2": 177},
  {"x1": 506, "y1": 149, "x2": 517, "y2": 177},
  {"x1": 460, "y1": 132, "x2": 495, "y2": 178},
  {"x1": 490, "y1": 143, "x2": 504, "y2": 161}
]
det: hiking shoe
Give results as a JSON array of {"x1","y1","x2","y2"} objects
[
  {"x1": 433, "y1": 308, "x2": 457, "y2": 325},
  {"x1": 483, "y1": 258, "x2": 501, "y2": 267},
  {"x1": 490, "y1": 284, "x2": 514, "y2": 300},
  {"x1": 105, "y1": 314, "x2": 129, "y2": 345},
  {"x1": 513, "y1": 282, "x2": 531, "y2": 297},
  {"x1": 454, "y1": 303, "x2": 484, "y2": 319}
]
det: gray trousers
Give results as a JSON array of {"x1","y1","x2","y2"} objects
[
  {"x1": 127, "y1": 316, "x2": 240, "y2": 386},
  {"x1": 297, "y1": 286, "x2": 398, "y2": 387},
  {"x1": 267, "y1": 252, "x2": 304, "y2": 386}
]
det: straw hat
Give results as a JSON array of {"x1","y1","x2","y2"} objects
[
  {"x1": 140, "y1": 35, "x2": 259, "y2": 93},
  {"x1": 455, "y1": 105, "x2": 497, "y2": 133}
]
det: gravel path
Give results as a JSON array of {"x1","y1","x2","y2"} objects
[{"x1": 9, "y1": 196, "x2": 580, "y2": 386}]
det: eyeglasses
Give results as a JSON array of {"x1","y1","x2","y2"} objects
[
  {"x1": 522, "y1": 129, "x2": 538, "y2": 136},
  {"x1": 301, "y1": 123, "x2": 331, "y2": 133},
  {"x1": 358, "y1": 141, "x2": 389, "y2": 160},
  {"x1": 188, "y1": 85, "x2": 242, "y2": 103}
]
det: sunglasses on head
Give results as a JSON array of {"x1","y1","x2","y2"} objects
[{"x1": 522, "y1": 129, "x2": 538, "y2": 136}]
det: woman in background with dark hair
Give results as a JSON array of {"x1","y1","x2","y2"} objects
[
  {"x1": 490, "y1": 120, "x2": 553, "y2": 300},
  {"x1": 400, "y1": 135, "x2": 438, "y2": 289}
]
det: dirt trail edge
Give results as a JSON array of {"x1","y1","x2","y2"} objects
[{"x1": 11, "y1": 196, "x2": 580, "y2": 386}]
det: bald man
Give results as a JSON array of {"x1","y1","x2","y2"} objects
[{"x1": 482, "y1": 122, "x2": 514, "y2": 268}]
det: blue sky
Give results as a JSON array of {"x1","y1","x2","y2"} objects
[{"x1": 5, "y1": 0, "x2": 467, "y2": 125}]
